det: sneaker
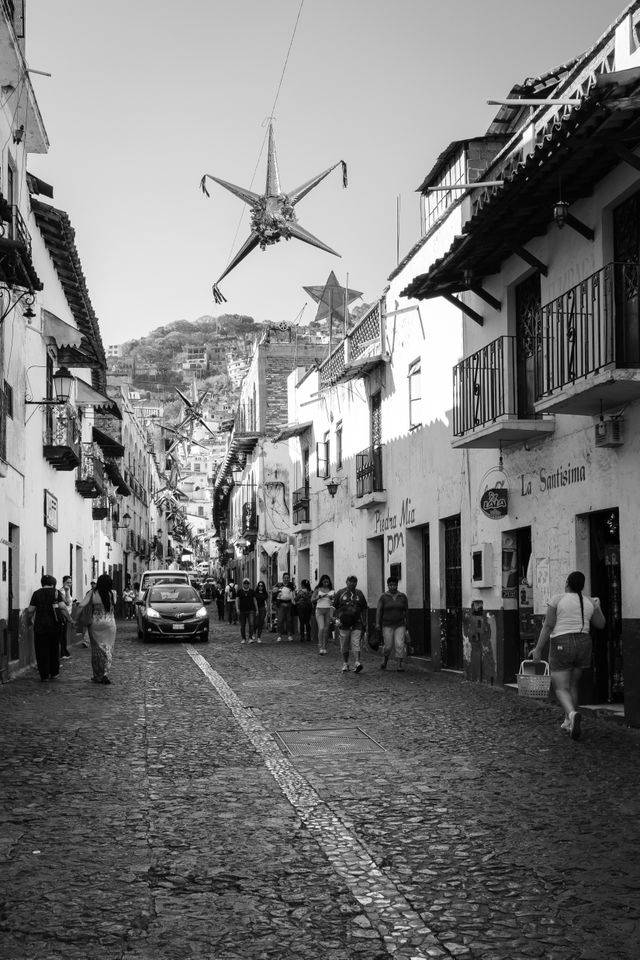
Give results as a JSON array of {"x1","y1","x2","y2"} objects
[
  {"x1": 287, "y1": 635, "x2": 293, "y2": 643},
  {"x1": 61, "y1": 654, "x2": 71, "y2": 660},
  {"x1": 256, "y1": 638, "x2": 262, "y2": 643},
  {"x1": 240, "y1": 639, "x2": 247, "y2": 645},
  {"x1": 248, "y1": 638, "x2": 255, "y2": 644},
  {"x1": 276, "y1": 636, "x2": 282, "y2": 643},
  {"x1": 342, "y1": 663, "x2": 350, "y2": 672},
  {"x1": 354, "y1": 662, "x2": 363, "y2": 673},
  {"x1": 569, "y1": 711, "x2": 582, "y2": 741},
  {"x1": 560, "y1": 717, "x2": 571, "y2": 732}
]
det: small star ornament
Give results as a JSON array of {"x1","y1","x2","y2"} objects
[{"x1": 200, "y1": 123, "x2": 347, "y2": 303}]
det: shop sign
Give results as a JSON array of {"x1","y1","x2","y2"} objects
[
  {"x1": 480, "y1": 487, "x2": 508, "y2": 519},
  {"x1": 44, "y1": 490, "x2": 58, "y2": 531}
]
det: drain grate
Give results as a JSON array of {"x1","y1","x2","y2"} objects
[{"x1": 275, "y1": 726, "x2": 385, "y2": 757}]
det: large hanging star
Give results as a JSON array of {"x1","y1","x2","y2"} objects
[
  {"x1": 200, "y1": 123, "x2": 347, "y2": 303},
  {"x1": 303, "y1": 270, "x2": 362, "y2": 324}
]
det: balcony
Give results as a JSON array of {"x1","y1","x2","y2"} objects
[
  {"x1": 292, "y1": 486, "x2": 310, "y2": 526},
  {"x1": 92, "y1": 494, "x2": 110, "y2": 520},
  {"x1": 535, "y1": 262, "x2": 640, "y2": 416},
  {"x1": 355, "y1": 445, "x2": 386, "y2": 508},
  {"x1": 319, "y1": 299, "x2": 389, "y2": 388},
  {"x1": 42, "y1": 412, "x2": 81, "y2": 470},
  {"x1": 75, "y1": 443, "x2": 105, "y2": 498},
  {"x1": 0, "y1": 202, "x2": 43, "y2": 292},
  {"x1": 241, "y1": 499, "x2": 258, "y2": 538},
  {"x1": 452, "y1": 336, "x2": 555, "y2": 449}
]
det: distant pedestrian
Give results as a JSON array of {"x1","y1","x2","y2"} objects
[
  {"x1": 236, "y1": 577, "x2": 259, "y2": 643},
  {"x1": 225, "y1": 581, "x2": 238, "y2": 624},
  {"x1": 376, "y1": 577, "x2": 409, "y2": 671},
  {"x1": 272, "y1": 573, "x2": 294, "y2": 642},
  {"x1": 122, "y1": 586, "x2": 135, "y2": 620},
  {"x1": 214, "y1": 581, "x2": 225, "y2": 621},
  {"x1": 254, "y1": 580, "x2": 268, "y2": 640},
  {"x1": 80, "y1": 580, "x2": 97, "y2": 647},
  {"x1": 59, "y1": 574, "x2": 74, "y2": 659},
  {"x1": 530, "y1": 570, "x2": 606, "y2": 740},
  {"x1": 311, "y1": 575, "x2": 334, "y2": 655},
  {"x1": 77, "y1": 573, "x2": 118, "y2": 685},
  {"x1": 295, "y1": 579, "x2": 313, "y2": 642},
  {"x1": 26, "y1": 575, "x2": 68, "y2": 682},
  {"x1": 333, "y1": 575, "x2": 368, "y2": 673}
]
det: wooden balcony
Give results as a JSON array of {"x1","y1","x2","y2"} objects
[
  {"x1": 319, "y1": 299, "x2": 389, "y2": 388},
  {"x1": 0, "y1": 201, "x2": 43, "y2": 292},
  {"x1": 92, "y1": 494, "x2": 110, "y2": 520},
  {"x1": 292, "y1": 486, "x2": 310, "y2": 526},
  {"x1": 452, "y1": 336, "x2": 554, "y2": 449},
  {"x1": 75, "y1": 442, "x2": 106, "y2": 498},
  {"x1": 42, "y1": 412, "x2": 81, "y2": 471},
  {"x1": 355, "y1": 445, "x2": 387, "y2": 508},
  {"x1": 535, "y1": 262, "x2": 640, "y2": 416}
]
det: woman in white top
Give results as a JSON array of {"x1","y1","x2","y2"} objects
[
  {"x1": 311, "y1": 575, "x2": 334, "y2": 656},
  {"x1": 531, "y1": 570, "x2": 605, "y2": 740}
]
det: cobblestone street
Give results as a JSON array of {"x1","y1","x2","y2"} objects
[{"x1": 1, "y1": 616, "x2": 639, "y2": 960}]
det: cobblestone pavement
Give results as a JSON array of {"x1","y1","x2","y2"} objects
[{"x1": 1, "y1": 616, "x2": 639, "y2": 960}]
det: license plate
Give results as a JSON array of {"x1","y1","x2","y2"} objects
[{"x1": 172, "y1": 623, "x2": 185, "y2": 631}]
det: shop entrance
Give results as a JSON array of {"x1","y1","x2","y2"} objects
[
  {"x1": 584, "y1": 508, "x2": 622, "y2": 703},
  {"x1": 502, "y1": 527, "x2": 533, "y2": 683},
  {"x1": 442, "y1": 515, "x2": 463, "y2": 670}
]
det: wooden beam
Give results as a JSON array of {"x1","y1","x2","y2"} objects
[
  {"x1": 606, "y1": 140, "x2": 640, "y2": 174},
  {"x1": 515, "y1": 246, "x2": 548, "y2": 276},
  {"x1": 470, "y1": 285, "x2": 501, "y2": 311},
  {"x1": 565, "y1": 214, "x2": 594, "y2": 242},
  {"x1": 442, "y1": 292, "x2": 483, "y2": 326}
]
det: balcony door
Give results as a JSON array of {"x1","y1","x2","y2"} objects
[
  {"x1": 613, "y1": 192, "x2": 640, "y2": 366},
  {"x1": 442, "y1": 515, "x2": 463, "y2": 670},
  {"x1": 515, "y1": 273, "x2": 541, "y2": 418}
]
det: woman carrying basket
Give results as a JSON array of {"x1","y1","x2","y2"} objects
[{"x1": 530, "y1": 570, "x2": 605, "y2": 740}]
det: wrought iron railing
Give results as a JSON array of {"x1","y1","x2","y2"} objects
[
  {"x1": 78, "y1": 442, "x2": 105, "y2": 487},
  {"x1": 452, "y1": 336, "x2": 518, "y2": 436},
  {"x1": 355, "y1": 445, "x2": 383, "y2": 498},
  {"x1": 43, "y1": 411, "x2": 81, "y2": 449},
  {"x1": 242, "y1": 499, "x2": 257, "y2": 534},
  {"x1": 319, "y1": 298, "x2": 384, "y2": 388},
  {"x1": 92, "y1": 494, "x2": 110, "y2": 520},
  {"x1": 3, "y1": 204, "x2": 32, "y2": 252},
  {"x1": 292, "y1": 486, "x2": 310, "y2": 524},
  {"x1": 535, "y1": 262, "x2": 639, "y2": 397}
]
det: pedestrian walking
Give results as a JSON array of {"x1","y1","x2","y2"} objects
[
  {"x1": 77, "y1": 573, "x2": 118, "y2": 686},
  {"x1": 272, "y1": 573, "x2": 295, "y2": 642},
  {"x1": 376, "y1": 577, "x2": 409, "y2": 671},
  {"x1": 295, "y1": 579, "x2": 313, "y2": 642},
  {"x1": 214, "y1": 580, "x2": 226, "y2": 621},
  {"x1": 122, "y1": 585, "x2": 135, "y2": 620},
  {"x1": 59, "y1": 574, "x2": 74, "y2": 660},
  {"x1": 225, "y1": 580, "x2": 238, "y2": 624},
  {"x1": 530, "y1": 570, "x2": 606, "y2": 740},
  {"x1": 26, "y1": 574, "x2": 69, "y2": 682},
  {"x1": 80, "y1": 580, "x2": 97, "y2": 647},
  {"x1": 332, "y1": 575, "x2": 368, "y2": 673},
  {"x1": 254, "y1": 580, "x2": 268, "y2": 640},
  {"x1": 311, "y1": 575, "x2": 334, "y2": 655},
  {"x1": 236, "y1": 577, "x2": 259, "y2": 643}
]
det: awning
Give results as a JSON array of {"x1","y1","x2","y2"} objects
[
  {"x1": 43, "y1": 310, "x2": 83, "y2": 349},
  {"x1": 272, "y1": 421, "x2": 313, "y2": 442},
  {"x1": 93, "y1": 425, "x2": 124, "y2": 459},
  {"x1": 104, "y1": 459, "x2": 131, "y2": 496},
  {"x1": 75, "y1": 377, "x2": 122, "y2": 420}
]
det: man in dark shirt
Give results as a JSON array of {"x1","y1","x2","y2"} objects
[
  {"x1": 26, "y1": 574, "x2": 68, "y2": 682},
  {"x1": 332, "y1": 575, "x2": 368, "y2": 673},
  {"x1": 236, "y1": 578, "x2": 259, "y2": 643}
]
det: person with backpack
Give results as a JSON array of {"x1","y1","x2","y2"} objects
[
  {"x1": 225, "y1": 580, "x2": 238, "y2": 624},
  {"x1": 236, "y1": 577, "x2": 259, "y2": 643},
  {"x1": 26, "y1": 574, "x2": 69, "y2": 682},
  {"x1": 332, "y1": 575, "x2": 368, "y2": 673}
]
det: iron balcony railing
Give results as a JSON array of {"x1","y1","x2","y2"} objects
[
  {"x1": 43, "y1": 411, "x2": 81, "y2": 449},
  {"x1": 92, "y1": 494, "x2": 110, "y2": 520},
  {"x1": 319, "y1": 298, "x2": 384, "y2": 388},
  {"x1": 535, "y1": 262, "x2": 640, "y2": 397},
  {"x1": 77, "y1": 442, "x2": 105, "y2": 488},
  {"x1": 292, "y1": 486, "x2": 310, "y2": 524},
  {"x1": 355, "y1": 445, "x2": 383, "y2": 498},
  {"x1": 452, "y1": 336, "x2": 518, "y2": 436},
  {"x1": 242, "y1": 499, "x2": 258, "y2": 534},
  {"x1": 4, "y1": 204, "x2": 32, "y2": 252}
]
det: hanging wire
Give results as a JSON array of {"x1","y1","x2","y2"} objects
[{"x1": 224, "y1": 0, "x2": 306, "y2": 266}]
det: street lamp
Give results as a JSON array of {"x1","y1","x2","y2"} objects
[
  {"x1": 114, "y1": 511, "x2": 131, "y2": 530},
  {"x1": 25, "y1": 366, "x2": 74, "y2": 406}
]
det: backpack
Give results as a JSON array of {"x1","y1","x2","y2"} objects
[{"x1": 338, "y1": 590, "x2": 362, "y2": 627}]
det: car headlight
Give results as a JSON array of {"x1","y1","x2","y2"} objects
[
  {"x1": 146, "y1": 608, "x2": 161, "y2": 619},
  {"x1": 195, "y1": 607, "x2": 208, "y2": 619}
]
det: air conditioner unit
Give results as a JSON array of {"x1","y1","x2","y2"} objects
[{"x1": 595, "y1": 417, "x2": 624, "y2": 448}]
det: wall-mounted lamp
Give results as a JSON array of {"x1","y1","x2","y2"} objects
[
  {"x1": 326, "y1": 477, "x2": 340, "y2": 498},
  {"x1": 1, "y1": 288, "x2": 36, "y2": 324},
  {"x1": 25, "y1": 366, "x2": 74, "y2": 405},
  {"x1": 553, "y1": 199, "x2": 570, "y2": 229},
  {"x1": 114, "y1": 511, "x2": 131, "y2": 530}
]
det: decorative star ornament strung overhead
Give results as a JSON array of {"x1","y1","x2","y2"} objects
[
  {"x1": 200, "y1": 123, "x2": 348, "y2": 304},
  {"x1": 303, "y1": 270, "x2": 362, "y2": 324}
]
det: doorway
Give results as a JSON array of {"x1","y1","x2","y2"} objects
[
  {"x1": 420, "y1": 526, "x2": 431, "y2": 656},
  {"x1": 318, "y1": 542, "x2": 334, "y2": 585},
  {"x1": 613, "y1": 191, "x2": 640, "y2": 365},
  {"x1": 515, "y1": 273, "x2": 541, "y2": 417},
  {"x1": 501, "y1": 527, "x2": 533, "y2": 682},
  {"x1": 587, "y1": 508, "x2": 622, "y2": 703},
  {"x1": 442, "y1": 515, "x2": 463, "y2": 670}
]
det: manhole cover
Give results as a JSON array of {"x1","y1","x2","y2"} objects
[{"x1": 275, "y1": 726, "x2": 385, "y2": 757}]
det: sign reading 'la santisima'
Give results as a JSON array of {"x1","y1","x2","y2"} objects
[{"x1": 520, "y1": 462, "x2": 587, "y2": 496}]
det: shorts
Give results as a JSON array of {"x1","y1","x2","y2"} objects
[{"x1": 549, "y1": 632, "x2": 592, "y2": 671}]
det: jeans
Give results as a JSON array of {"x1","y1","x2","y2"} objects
[
  {"x1": 297, "y1": 605, "x2": 312, "y2": 641},
  {"x1": 227, "y1": 601, "x2": 238, "y2": 624},
  {"x1": 277, "y1": 603, "x2": 293, "y2": 637},
  {"x1": 255, "y1": 605, "x2": 266, "y2": 637},
  {"x1": 238, "y1": 610, "x2": 255, "y2": 640},
  {"x1": 315, "y1": 608, "x2": 332, "y2": 649},
  {"x1": 382, "y1": 624, "x2": 406, "y2": 660}
]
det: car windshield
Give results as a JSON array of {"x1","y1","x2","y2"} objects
[{"x1": 149, "y1": 586, "x2": 200, "y2": 603}]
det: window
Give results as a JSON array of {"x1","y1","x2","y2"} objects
[
  {"x1": 194, "y1": 461, "x2": 201, "y2": 473},
  {"x1": 316, "y1": 437, "x2": 329, "y2": 478},
  {"x1": 336, "y1": 422, "x2": 343, "y2": 469},
  {"x1": 408, "y1": 359, "x2": 422, "y2": 429},
  {"x1": 198, "y1": 505, "x2": 204, "y2": 517},
  {"x1": 3, "y1": 381, "x2": 13, "y2": 419}
]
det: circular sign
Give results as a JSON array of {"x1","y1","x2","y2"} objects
[{"x1": 480, "y1": 487, "x2": 509, "y2": 519}]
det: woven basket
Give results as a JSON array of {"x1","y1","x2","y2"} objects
[{"x1": 517, "y1": 660, "x2": 551, "y2": 699}]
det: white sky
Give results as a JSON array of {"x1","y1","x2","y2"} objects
[{"x1": 26, "y1": 0, "x2": 627, "y2": 344}]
